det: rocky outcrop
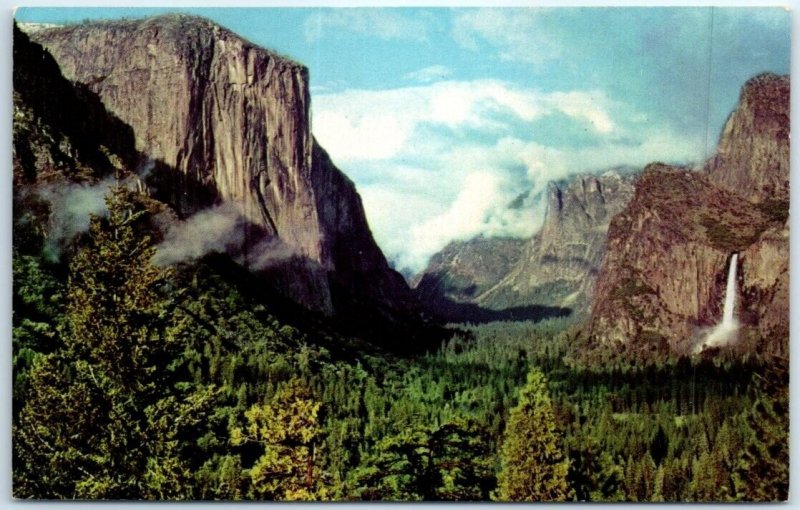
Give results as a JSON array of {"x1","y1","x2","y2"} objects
[
  {"x1": 26, "y1": 15, "x2": 415, "y2": 319},
  {"x1": 478, "y1": 171, "x2": 635, "y2": 314},
  {"x1": 412, "y1": 171, "x2": 635, "y2": 321},
  {"x1": 707, "y1": 73, "x2": 789, "y2": 203},
  {"x1": 412, "y1": 236, "x2": 526, "y2": 305},
  {"x1": 12, "y1": 23, "x2": 135, "y2": 188},
  {"x1": 587, "y1": 74, "x2": 789, "y2": 358},
  {"x1": 13, "y1": 23, "x2": 153, "y2": 256},
  {"x1": 741, "y1": 222, "x2": 789, "y2": 343}
]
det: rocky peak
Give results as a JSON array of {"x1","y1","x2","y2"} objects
[
  {"x1": 412, "y1": 170, "x2": 636, "y2": 322},
  {"x1": 706, "y1": 73, "x2": 789, "y2": 203},
  {"x1": 24, "y1": 15, "x2": 416, "y2": 323},
  {"x1": 477, "y1": 171, "x2": 635, "y2": 314},
  {"x1": 586, "y1": 74, "x2": 790, "y2": 360},
  {"x1": 412, "y1": 236, "x2": 526, "y2": 305}
]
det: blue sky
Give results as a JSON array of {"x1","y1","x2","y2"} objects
[{"x1": 15, "y1": 7, "x2": 791, "y2": 273}]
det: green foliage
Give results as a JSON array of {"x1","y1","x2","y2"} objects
[
  {"x1": 650, "y1": 425, "x2": 669, "y2": 465},
  {"x1": 494, "y1": 369, "x2": 570, "y2": 501},
  {"x1": 231, "y1": 377, "x2": 326, "y2": 501},
  {"x1": 14, "y1": 187, "x2": 215, "y2": 499},
  {"x1": 567, "y1": 435, "x2": 625, "y2": 501},
  {"x1": 196, "y1": 455, "x2": 244, "y2": 500},
  {"x1": 352, "y1": 418, "x2": 494, "y2": 501},
  {"x1": 611, "y1": 275, "x2": 654, "y2": 301},
  {"x1": 700, "y1": 214, "x2": 758, "y2": 251},
  {"x1": 12, "y1": 254, "x2": 64, "y2": 409},
  {"x1": 733, "y1": 363, "x2": 789, "y2": 501},
  {"x1": 755, "y1": 198, "x2": 789, "y2": 224}
]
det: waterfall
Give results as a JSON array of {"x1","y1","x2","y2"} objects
[
  {"x1": 721, "y1": 253, "x2": 738, "y2": 327},
  {"x1": 694, "y1": 253, "x2": 739, "y2": 354}
]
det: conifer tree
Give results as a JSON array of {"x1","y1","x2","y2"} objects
[
  {"x1": 567, "y1": 435, "x2": 624, "y2": 501},
  {"x1": 652, "y1": 465, "x2": 666, "y2": 502},
  {"x1": 688, "y1": 450, "x2": 728, "y2": 501},
  {"x1": 650, "y1": 425, "x2": 669, "y2": 465},
  {"x1": 494, "y1": 369, "x2": 570, "y2": 501},
  {"x1": 639, "y1": 452, "x2": 657, "y2": 501},
  {"x1": 231, "y1": 377, "x2": 327, "y2": 501},
  {"x1": 14, "y1": 186, "x2": 213, "y2": 499},
  {"x1": 351, "y1": 418, "x2": 494, "y2": 501},
  {"x1": 733, "y1": 363, "x2": 789, "y2": 501}
]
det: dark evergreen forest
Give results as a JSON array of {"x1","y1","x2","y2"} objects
[{"x1": 12, "y1": 186, "x2": 789, "y2": 501}]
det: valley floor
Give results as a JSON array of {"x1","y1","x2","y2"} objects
[{"x1": 13, "y1": 245, "x2": 788, "y2": 500}]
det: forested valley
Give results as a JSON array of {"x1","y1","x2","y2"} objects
[
  {"x1": 11, "y1": 13, "x2": 789, "y2": 503},
  {"x1": 12, "y1": 186, "x2": 788, "y2": 501}
]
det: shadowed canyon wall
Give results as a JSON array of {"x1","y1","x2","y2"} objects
[{"x1": 26, "y1": 15, "x2": 415, "y2": 320}]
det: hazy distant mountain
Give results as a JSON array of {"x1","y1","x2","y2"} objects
[
  {"x1": 413, "y1": 171, "x2": 635, "y2": 322},
  {"x1": 477, "y1": 171, "x2": 636, "y2": 314}
]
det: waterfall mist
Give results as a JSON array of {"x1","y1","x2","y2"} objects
[{"x1": 694, "y1": 253, "x2": 739, "y2": 354}]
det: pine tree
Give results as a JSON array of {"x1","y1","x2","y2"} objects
[
  {"x1": 231, "y1": 377, "x2": 327, "y2": 501},
  {"x1": 430, "y1": 418, "x2": 495, "y2": 500},
  {"x1": 712, "y1": 421, "x2": 741, "y2": 498},
  {"x1": 652, "y1": 465, "x2": 666, "y2": 502},
  {"x1": 350, "y1": 426, "x2": 431, "y2": 501},
  {"x1": 12, "y1": 253, "x2": 63, "y2": 412},
  {"x1": 14, "y1": 186, "x2": 214, "y2": 499},
  {"x1": 639, "y1": 452, "x2": 657, "y2": 501},
  {"x1": 650, "y1": 425, "x2": 669, "y2": 465},
  {"x1": 196, "y1": 455, "x2": 244, "y2": 500},
  {"x1": 494, "y1": 369, "x2": 570, "y2": 502},
  {"x1": 688, "y1": 450, "x2": 729, "y2": 502},
  {"x1": 733, "y1": 362, "x2": 789, "y2": 501},
  {"x1": 351, "y1": 418, "x2": 494, "y2": 501},
  {"x1": 567, "y1": 434, "x2": 624, "y2": 501},
  {"x1": 624, "y1": 455, "x2": 640, "y2": 501}
]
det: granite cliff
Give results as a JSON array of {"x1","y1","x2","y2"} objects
[
  {"x1": 707, "y1": 73, "x2": 789, "y2": 203},
  {"x1": 413, "y1": 171, "x2": 635, "y2": 321},
  {"x1": 478, "y1": 171, "x2": 635, "y2": 314},
  {"x1": 411, "y1": 237, "x2": 530, "y2": 322},
  {"x1": 587, "y1": 74, "x2": 789, "y2": 359},
  {"x1": 24, "y1": 15, "x2": 415, "y2": 321}
]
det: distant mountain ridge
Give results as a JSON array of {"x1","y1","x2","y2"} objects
[
  {"x1": 478, "y1": 171, "x2": 636, "y2": 313},
  {"x1": 413, "y1": 170, "x2": 636, "y2": 322}
]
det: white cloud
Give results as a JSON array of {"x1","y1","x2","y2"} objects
[
  {"x1": 409, "y1": 172, "x2": 504, "y2": 258},
  {"x1": 404, "y1": 171, "x2": 543, "y2": 271},
  {"x1": 312, "y1": 79, "x2": 702, "y2": 274},
  {"x1": 452, "y1": 8, "x2": 561, "y2": 66},
  {"x1": 304, "y1": 9, "x2": 431, "y2": 43},
  {"x1": 403, "y1": 65, "x2": 452, "y2": 83},
  {"x1": 313, "y1": 106, "x2": 411, "y2": 161},
  {"x1": 313, "y1": 80, "x2": 615, "y2": 164},
  {"x1": 547, "y1": 91, "x2": 615, "y2": 134}
]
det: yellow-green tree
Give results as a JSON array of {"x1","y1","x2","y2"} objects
[
  {"x1": 493, "y1": 369, "x2": 570, "y2": 502},
  {"x1": 14, "y1": 186, "x2": 214, "y2": 499},
  {"x1": 231, "y1": 377, "x2": 327, "y2": 500}
]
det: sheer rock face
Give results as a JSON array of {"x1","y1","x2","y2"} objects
[
  {"x1": 477, "y1": 172, "x2": 635, "y2": 314},
  {"x1": 28, "y1": 15, "x2": 412, "y2": 317},
  {"x1": 412, "y1": 171, "x2": 634, "y2": 318},
  {"x1": 741, "y1": 222, "x2": 789, "y2": 343},
  {"x1": 588, "y1": 74, "x2": 789, "y2": 356},
  {"x1": 707, "y1": 73, "x2": 790, "y2": 203}
]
